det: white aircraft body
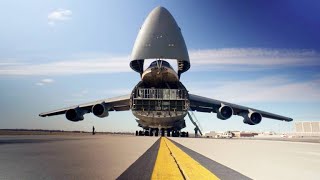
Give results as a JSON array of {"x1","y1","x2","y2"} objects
[{"x1": 40, "y1": 7, "x2": 292, "y2": 137}]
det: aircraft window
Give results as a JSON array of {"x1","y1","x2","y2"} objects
[
  {"x1": 150, "y1": 61, "x2": 157, "y2": 66},
  {"x1": 148, "y1": 60, "x2": 173, "y2": 69}
]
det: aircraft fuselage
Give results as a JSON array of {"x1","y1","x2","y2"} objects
[
  {"x1": 39, "y1": 6, "x2": 293, "y2": 137},
  {"x1": 131, "y1": 60, "x2": 189, "y2": 130}
]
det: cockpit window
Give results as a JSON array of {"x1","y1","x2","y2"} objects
[{"x1": 149, "y1": 60, "x2": 173, "y2": 69}]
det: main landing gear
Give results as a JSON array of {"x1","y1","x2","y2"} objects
[{"x1": 135, "y1": 128, "x2": 189, "y2": 137}]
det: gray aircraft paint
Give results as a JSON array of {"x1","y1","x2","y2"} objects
[
  {"x1": 39, "y1": 6, "x2": 292, "y2": 132},
  {"x1": 130, "y1": 6, "x2": 190, "y2": 76}
]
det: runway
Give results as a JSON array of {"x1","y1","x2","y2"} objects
[{"x1": 0, "y1": 135, "x2": 319, "y2": 180}]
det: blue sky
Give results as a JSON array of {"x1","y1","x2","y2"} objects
[{"x1": 0, "y1": 0, "x2": 319, "y2": 133}]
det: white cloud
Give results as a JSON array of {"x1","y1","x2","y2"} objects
[
  {"x1": 48, "y1": 9, "x2": 72, "y2": 26},
  {"x1": 0, "y1": 55, "x2": 131, "y2": 75},
  {"x1": 187, "y1": 76, "x2": 320, "y2": 103},
  {"x1": 0, "y1": 48, "x2": 319, "y2": 75},
  {"x1": 35, "y1": 78, "x2": 55, "y2": 86},
  {"x1": 41, "y1": 78, "x2": 54, "y2": 83},
  {"x1": 189, "y1": 48, "x2": 320, "y2": 71}
]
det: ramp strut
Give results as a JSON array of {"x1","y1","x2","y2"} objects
[{"x1": 187, "y1": 110, "x2": 203, "y2": 136}]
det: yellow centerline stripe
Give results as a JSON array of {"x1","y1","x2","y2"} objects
[
  {"x1": 151, "y1": 137, "x2": 184, "y2": 179},
  {"x1": 152, "y1": 137, "x2": 220, "y2": 180}
]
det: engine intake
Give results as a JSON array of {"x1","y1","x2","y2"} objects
[
  {"x1": 217, "y1": 105, "x2": 233, "y2": 120},
  {"x1": 65, "y1": 108, "x2": 85, "y2": 122},
  {"x1": 242, "y1": 111, "x2": 262, "y2": 125},
  {"x1": 92, "y1": 103, "x2": 109, "y2": 118}
]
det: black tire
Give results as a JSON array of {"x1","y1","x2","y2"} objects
[
  {"x1": 181, "y1": 132, "x2": 186, "y2": 137},
  {"x1": 145, "y1": 131, "x2": 149, "y2": 136},
  {"x1": 135, "y1": 131, "x2": 138, "y2": 136}
]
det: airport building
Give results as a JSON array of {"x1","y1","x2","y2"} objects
[
  {"x1": 294, "y1": 121, "x2": 320, "y2": 137},
  {"x1": 205, "y1": 131, "x2": 257, "y2": 138}
]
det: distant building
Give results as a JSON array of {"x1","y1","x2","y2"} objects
[
  {"x1": 294, "y1": 121, "x2": 320, "y2": 137},
  {"x1": 205, "y1": 131, "x2": 257, "y2": 138}
]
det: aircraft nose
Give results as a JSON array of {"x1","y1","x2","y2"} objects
[
  {"x1": 153, "y1": 6, "x2": 168, "y2": 12},
  {"x1": 130, "y1": 6, "x2": 190, "y2": 75}
]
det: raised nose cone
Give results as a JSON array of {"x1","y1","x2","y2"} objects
[{"x1": 130, "y1": 6, "x2": 190, "y2": 76}]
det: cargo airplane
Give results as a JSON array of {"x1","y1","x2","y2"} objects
[{"x1": 40, "y1": 7, "x2": 292, "y2": 137}]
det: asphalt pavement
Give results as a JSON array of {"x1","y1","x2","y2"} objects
[{"x1": 0, "y1": 135, "x2": 319, "y2": 180}]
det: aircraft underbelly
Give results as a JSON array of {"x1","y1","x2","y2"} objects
[{"x1": 132, "y1": 110, "x2": 187, "y2": 129}]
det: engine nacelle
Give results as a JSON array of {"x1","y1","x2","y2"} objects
[
  {"x1": 65, "y1": 108, "x2": 85, "y2": 122},
  {"x1": 217, "y1": 105, "x2": 233, "y2": 120},
  {"x1": 242, "y1": 111, "x2": 262, "y2": 125},
  {"x1": 92, "y1": 103, "x2": 109, "y2": 118}
]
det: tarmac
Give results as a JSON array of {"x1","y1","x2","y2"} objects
[{"x1": 0, "y1": 135, "x2": 319, "y2": 180}]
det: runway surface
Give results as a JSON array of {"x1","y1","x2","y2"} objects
[{"x1": 0, "y1": 135, "x2": 319, "y2": 180}]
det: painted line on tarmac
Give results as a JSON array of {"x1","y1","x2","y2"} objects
[
  {"x1": 151, "y1": 137, "x2": 184, "y2": 179},
  {"x1": 117, "y1": 137, "x2": 252, "y2": 180},
  {"x1": 152, "y1": 137, "x2": 219, "y2": 179},
  {"x1": 170, "y1": 138, "x2": 252, "y2": 180}
]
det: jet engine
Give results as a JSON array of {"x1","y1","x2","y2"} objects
[
  {"x1": 217, "y1": 105, "x2": 233, "y2": 120},
  {"x1": 65, "y1": 108, "x2": 85, "y2": 122},
  {"x1": 92, "y1": 103, "x2": 109, "y2": 118},
  {"x1": 242, "y1": 111, "x2": 262, "y2": 125}
]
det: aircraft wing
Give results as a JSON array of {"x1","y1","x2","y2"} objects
[
  {"x1": 189, "y1": 94, "x2": 293, "y2": 123},
  {"x1": 39, "y1": 94, "x2": 131, "y2": 117}
]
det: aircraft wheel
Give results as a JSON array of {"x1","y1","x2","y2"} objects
[
  {"x1": 161, "y1": 129, "x2": 165, "y2": 137},
  {"x1": 138, "y1": 130, "x2": 143, "y2": 136},
  {"x1": 135, "y1": 131, "x2": 138, "y2": 136},
  {"x1": 145, "y1": 130, "x2": 149, "y2": 136},
  {"x1": 180, "y1": 132, "x2": 185, "y2": 137}
]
